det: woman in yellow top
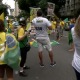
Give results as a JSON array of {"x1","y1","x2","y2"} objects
[
  {"x1": 51, "y1": 20, "x2": 57, "y2": 33},
  {"x1": 0, "y1": 19, "x2": 13, "y2": 80},
  {"x1": 59, "y1": 20, "x2": 65, "y2": 37},
  {"x1": 18, "y1": 17, "x2": 30, "y2": 77}
]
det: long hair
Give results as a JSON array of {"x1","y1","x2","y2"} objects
[
  {"x1": 0, "y1": 19, "x2": 5, "y2": 32},
  {"x1": 74, "y1": 15, "x2": 80, "y2": 37}
]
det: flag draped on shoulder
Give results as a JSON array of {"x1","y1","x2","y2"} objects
[
  {"x1": 4, "y1": 34, "x2": 20, "y2": 70},
  {"x1": 0, "y1": 13, "x2": 4, "y2": 21}
]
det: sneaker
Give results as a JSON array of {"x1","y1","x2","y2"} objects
[
  {"x1": 40, "y1": 63, "x2": 44, "y2": 67},
  {"x1": 50, "y1": 61, "x2": 56, "y2": 67},
  {"x1": 23, "y1": 66, "x2": 30, "y2": 69},
  {"x1": 19, "y1": 71, "x2": 28, "y2": 77}
]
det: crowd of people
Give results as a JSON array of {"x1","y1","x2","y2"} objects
[{"x1": 0, "y1": 9, "x2": 80, "y2": 80}]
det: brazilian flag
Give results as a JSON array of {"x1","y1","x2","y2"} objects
[
  {"x1": 4, "y1": 34, "x2": 20, "y2": 70},
  {"x1": 30, "y1": 40, "x2": 59, "y2": 48}
]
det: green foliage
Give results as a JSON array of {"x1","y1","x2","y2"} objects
[
  {"x1": 39, "y1": 0, "x2": 47, "y2": 9},
  {"x1": 0, "y1": 4, "x2": 8, "y2": 16},
  {"x1": 18, "y1": 0, "x2": 27, "y2": 10},
  {"x1": 17, "y1": 10, "x2": 29, "y2": 20},
  {"x1": 17, "y1": 0, "x2": 65, "y2": 17}
]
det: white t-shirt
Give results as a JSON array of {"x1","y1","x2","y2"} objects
[
  {"x1": 71, "y1": 27, "x2": 80, "y2": 73},
  {"x1": 32, "y1": 17, "x2": 51, "y2": 39}
]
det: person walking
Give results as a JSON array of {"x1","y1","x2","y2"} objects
[
  {"x1": 68, "y1": 18, "x2": 75, "y2": 51},
  {"x1": 71, "y1": 15, "x2": 80, "y2": 80},
  {"x1": 0, "y1": 19, "x2": 13, "y2": 80},
  {"x1": 32, "y1": 9, "x2": 56, "y2": 67},
  {"x1": 18, "y1": 17, "x2": 30, "y2": 77},
  {"x1": 56, "y1": 21, "x2": 61, "y2": 41}
]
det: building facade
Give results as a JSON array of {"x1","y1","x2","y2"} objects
[
  {"x1": 0, "y1": 0, "x2": 2, "y2": 3},
  {"x1": 59, "y1": 0, "x2": 80, "y2": 17},
  {"x1": 14, "y1": 1, "x2": 20, "y2": 16}
]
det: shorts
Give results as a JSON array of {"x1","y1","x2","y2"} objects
[
  {"x1": 0, "y1": 64, "x2": 13, "y2": 78},
  {"x1": 37, "y1": 38, "x2": 52, "y2": 52}
]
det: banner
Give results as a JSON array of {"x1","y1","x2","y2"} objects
[
  {"x1": 30, "y1": 7, "x2": 40, "y2": 22},
  {"x1": 64, "y1": 18, "x2": 68, "y2": 23},
  {"x1": 0, "y1": 13, "x2": 4, "y2": 21},
  {"x1": 47, "y1": 2, "x2": 55, "y2": 16}
]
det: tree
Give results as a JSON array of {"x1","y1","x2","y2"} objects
[
  {"x1": 0, "y1": 4, "x2": 8, "y2": 16},
  {"x1": 17, "y1": 10, "x2": 29, "y2": 19},
  {"x1": 38, "y1": 0, "x2": 47, "y2": 15},
  {"x1": 17, "y1": 0, "x2": 66, "y2": 17}
]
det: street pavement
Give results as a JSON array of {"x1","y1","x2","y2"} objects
[{"x1": 14, "y1": 31, "x2": 76, "y2": 80}]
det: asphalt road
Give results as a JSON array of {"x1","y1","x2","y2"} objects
[{"x1": 14, "y1": 31, "x2": 76, "y2": 80}]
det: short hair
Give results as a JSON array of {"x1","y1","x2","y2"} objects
[
  {"x1": 37, "y1": 9, "x2": 43, "y2": 17},
  {"x1": 19, "y1": 17, "x2": 26, "y2": 26},
  {"x1": 0, "y1": 19, "x2": 5, "y2": 32}
]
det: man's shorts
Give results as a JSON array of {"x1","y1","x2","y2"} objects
[{"x1": 36, "y1": 38, "x2": 52, "y2": 52}]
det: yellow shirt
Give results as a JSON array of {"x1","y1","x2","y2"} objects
[
  {"x1": 18, "y1": 27, "x2": 24, "y2": 38},
  {"x1": 0, "y1": 32, "x2": 7, "y2": 64},
  {"x1": 18, "y1": 27, "x2": 28, "y2": 48},
  {"x1": 9, "y1": 23, "x2": 13, "y2": 29},
  {"x1": 51, "y1": 21, "x2": 56, "y2": 30},
  {"x1": 60, "y1": 21, "x2": 65, "y2": 28}
]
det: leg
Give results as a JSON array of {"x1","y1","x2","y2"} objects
[
  {"x1": 6, "y1": 65, "x2": 13, "y2": 80},
  {"x1": 68, "y1": 42, "x2": 74, "y2": 51},
  {"x1": 56, "y1": 31, "x2": 59, "y2": 40},
  {"x1": 45, "y1": 39, "x2": 55, "y2": 64},
  {"x1": 37, "y1": 39, "x2": 44, "y2": 66},
  {"x1": 38, "y1": 51, "x2": 43, "y2": 64},
  {"x1": 19, "y1": 47, "x2": 28, "y2": 76},
  {"x1": 48, "y1": 50, "x2": 53, "y2": 64},
  {"x1": 20, "y1": 47, "x2": 28, "y2": 68},
  {"x1": 48, "y1": 50, "x2": 56, "y2": 67},
  {"x1": 74, "y1": 68, "x2": 80, "y2": 80},
  {"x1": 0, "y1": 65, "x2": 5, "y2": 80}
]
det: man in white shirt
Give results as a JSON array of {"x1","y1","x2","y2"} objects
[
  {"x1": 71, "y1": 15, "x2": 80, "y2": 80},
  {"x1": 32, "y1": 9, "x2": 56, "y2": 67}
]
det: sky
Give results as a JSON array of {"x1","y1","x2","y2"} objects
[{"x1": 2, "y1": 0, "x2": 15, "y2": 9}]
